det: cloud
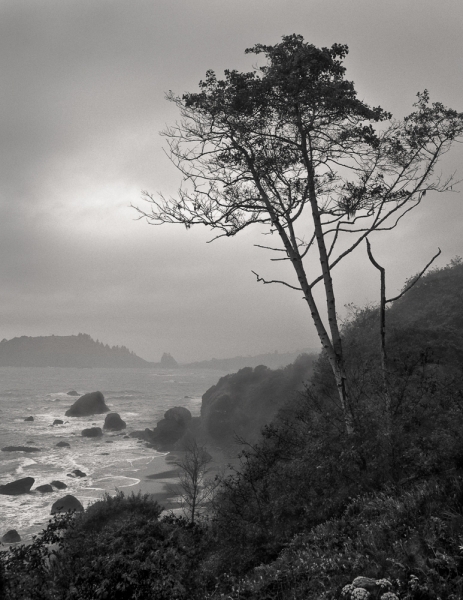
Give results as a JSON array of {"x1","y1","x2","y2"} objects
[{"x1": 0, "y1": 0, "x2": 462, "y2": 361}]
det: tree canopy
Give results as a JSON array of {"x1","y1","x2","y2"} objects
[{"x1": 136, "y1": 34, "x2": 463, "y2": 433}]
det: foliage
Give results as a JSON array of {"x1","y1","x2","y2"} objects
[
  {"x1": 0, "y1": 492, "x2": 210, "y2": 600},
  {"x1": 136, "y1": 33, "x2": 463, "y2": 434},
  {"x1": 201, "y1": 353, "x2": 315, "y2": 442},
  {"x1": 2, "y1": 262, "x2": 463, "y2": 598},
  {"x1": 210, "y1": 476, "x2": 463, "y2": 599},
  {"x1": 208, "y1": 261, "x2": 463, "y2": 576}
]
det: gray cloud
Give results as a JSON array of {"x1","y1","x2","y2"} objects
[{"x1": 0, "y1": 0, "x2": 462, "y2": 361}]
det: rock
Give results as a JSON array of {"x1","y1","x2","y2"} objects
[
  {"x1": 53, "y1": 419, "x2": 64, "y2": 426},
  {"x1": 103, "y1": 412, "x2": 126, "y2": 431},
  {"x1": 164, "y1": 406, "x2": 192, "y2": 425},
  {"x1": 352, "y1": 577, "x2": 380, "y2": 591},
  {"x1": 2, "y1": 446, "x2": 41, "y2": 453},
  {"x1": 0, "y1": 477, "x2": 35, "y2": 495},
  {"x1": 65, "y1": 391, "x2": 109, "y2": 417},
  {"x1": 50, "y1": 480, "x2": 67, "y2": 490},
  {"x1": 2, "y1": 529, "x2": 21, "y2": 543},
  {"x1": 105, "y1": 440, "x2": 114, "y2": 443},
  {"x1": 160, "y1": 352, "x2": 178, "y2": 368},
  {"x1": 56, "y1": 441, "x2": 70, "y2": 448},
  {"x1": 35, "y1": 484, "x2": 54, "y2": 494},
  {"x1": 24, "y1": 416, "x2": 34, "y2": 422},
  {"x1": 50, "y1": 494, "x2": 84, "y2": 514},
  {"x1": 67, "y1": 390, "x2": 80, "y2": 396},
  {"x1": 81, "y1": 427, "x2": 103, "y2": 438},
  {"x1": 67, "y1": 469, "x2": 86, "y2": 478}
]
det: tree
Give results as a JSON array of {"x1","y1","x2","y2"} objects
[
  {"x1": 135, "y1": 35, "x2": 463, "y2": 434},
  {"x1": 171, "y1": 438, "x2": 218, "y2": 523},
  {"x1": 366, "y1": 239, "x2": 441, "y2": 438}
]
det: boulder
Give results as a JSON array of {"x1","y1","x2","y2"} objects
[
  {"x1": 103, "y1": 412, "x2": 126, "y2": 431},
  {"x1": 56, "y1": 441, "x2": 70, "y2": 448},
  {"x1": 53, "y1": 419, "x2": 64, "y2": 426},
  {"x1": 67, "y1": 469, "x2": 86, "y2": 478},
  {"x1": 0, "y1": 477, "x2": 35, "y2": 495},
  {"x1": 35, "y1": 484, "x2": 54, "y2": 494},
  {"x1": 50, "y1": 480, "x2": 67, "y2": 490},
  {"x1": 67, "y1": 390, "x2": 80, "y2": 396},
  {"x1": 65, "y1": 391, "x2": 109, "y2": 417},
  {"x1": 164, "y1": 406, "x2": 192, "y2": 426},
  {"x1": 50, "y1": 494, "x2": 84, "y2": 514},
  {"x1": 2, "y1": 529, "x2": 21, "y2": 543},
  {"x1": 2, "y1": 446, "x2": 41, "y2": 453},
  {"x1": 81, "y1": 427, "x2": 103, "y2": 438},
  {"x1": 24, "y1": 416, "x2": 34, "y2": 422}
]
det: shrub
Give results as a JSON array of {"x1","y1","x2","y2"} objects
[{"x1": 1, "y1": 491, "x2": 210, "y2": 600}]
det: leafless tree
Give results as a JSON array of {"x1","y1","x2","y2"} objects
[{"x1": 171, "y1": 438, "x2": 218, "y2": 523}]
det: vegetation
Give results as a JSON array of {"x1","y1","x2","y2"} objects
[
  {"x1": 201, "y1": 352, "x2": 315, "y2": 443},
  {"x1": 2, "y1": 30, "x2": 463, "y2": 598},
  {"x1": 0, "y1": 333, "x2": 151, "y2": 368},
  {"x1": 2, "y1": 260, "x2": 463, "y2": 599},
  {"x1": 136, "y1": 34, "x2": 463, "y2": 434},
  {"x1": 171, "y1": 438, "x2": 219, "y2": 523}
]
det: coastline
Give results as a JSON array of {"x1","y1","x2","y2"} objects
[{"x1": 122, "y1": 451, "x2": 182, "y2": 511}]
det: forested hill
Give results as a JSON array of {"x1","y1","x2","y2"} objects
[{"x1": 0, "y1": 334, "x2": 152, "y2": 368}]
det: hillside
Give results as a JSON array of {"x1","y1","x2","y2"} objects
[
  {"x1": 184, "y1": 349, "x2": 317, "y2": 371},
  {"x1": 0, "y1": 334, "x2": 152, "y2": 368},
  {"x1": 2, "y1": 261, "x2": 463, "y2": 599}
]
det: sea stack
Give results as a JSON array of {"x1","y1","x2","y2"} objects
[{"x1": 65, "y1": 391, "x2": 109, "y2": 417}]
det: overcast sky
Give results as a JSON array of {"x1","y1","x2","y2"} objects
[{"x1": 1, "y1": 0, "x2": 462, "y2": 362}]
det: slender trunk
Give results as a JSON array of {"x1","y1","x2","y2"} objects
[
  {"x1": 242, "y1": 142, "x2": 353, "y2": 433},
  {"x1": 306, "y1": 171, "x2": 354, "y2": 434},
  {"x1": 366, "y1": 239, "x2": 392, "y2": 436},
  {"x1": 295, "y1": 115, "x2": 353, "y2": 434},
  {"x1": 270, "y1": 214, "x2": 354, "y2": 434}
]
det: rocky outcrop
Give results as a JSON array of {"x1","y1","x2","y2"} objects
[
  {"x1": 50, "y1": 480, "x2": 67, "y2": 489},
  {"x1": 24, "y1": 416, "x2": 34, "y2": 421},
  {"x1": 35, "y1": 484, "x2": 54, "y2": 494},
  {"x1": 81, "y1": 427, "x2": 103, "y2": 438},
  {"x1": 0, "y1": 477, "x2": 35, "y2": 495},
  {"x1": 2, "y1": 446, "x2": 41, "y2": 453},
  {"x1": 53, "y1": 419, "x2": 64, "y2": 425},
  {"x1": 2, "y1": 529, "x2": 21, "y2": 543},
  {"x1": 50, "y1": 494, "x2": 84, "y2": 514},
  {"x1": 103, "y1": 412, "x2": 126, "y2": 431},
  {"x1": 164, "y1": 406, "x2": 192, "y2": 425},
  {"x1": 65, "y1": 391, "x2": 109, "y2": 417},
  {"x1": 56, "y1": 441, "x2": 70, "y2": 448},
  {"x1": 154, "y1": 407, "x2": 192, "y2": 448},
  {"x1": 160, "y1": 352, "x2": 178, "y2": 368},
  {"x1": 130, "y1": 407, "x2": 193, "y2": 450},
  {"x1": 201, "y1": 356, "x2": 314, "y2": 442},
  {"x1": 67, "y1": 470, "x2": 86, "y2": 478},
  {"x1": 67, "y1": 390, "x2": 79, "y2": 396}
]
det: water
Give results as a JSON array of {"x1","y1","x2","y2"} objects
[{"x1": 0, "y1": 366, "x2": 225, "y2": 542}]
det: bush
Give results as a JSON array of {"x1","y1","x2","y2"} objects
[
  {"x1": 1, "y1": 491, "x2": 210, "y2": 600},
  {"x1": 212, "y1": 476, "x2": 463, "y2": 599}
]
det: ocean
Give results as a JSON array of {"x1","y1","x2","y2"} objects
[{"x1": 0, "y1": 366, "x2": 226, "y2": 543}]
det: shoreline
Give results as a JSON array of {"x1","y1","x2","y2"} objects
[{"x1": 120, "y1": 451, "x2": 183, "y2": 511}]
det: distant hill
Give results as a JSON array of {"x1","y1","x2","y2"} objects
[
  {"x1": 0, "y1": 334, "x2": 152, "y2": 368},
  {"x1": 184, "y1": 348, "x2": 318, "y2": 371}
]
